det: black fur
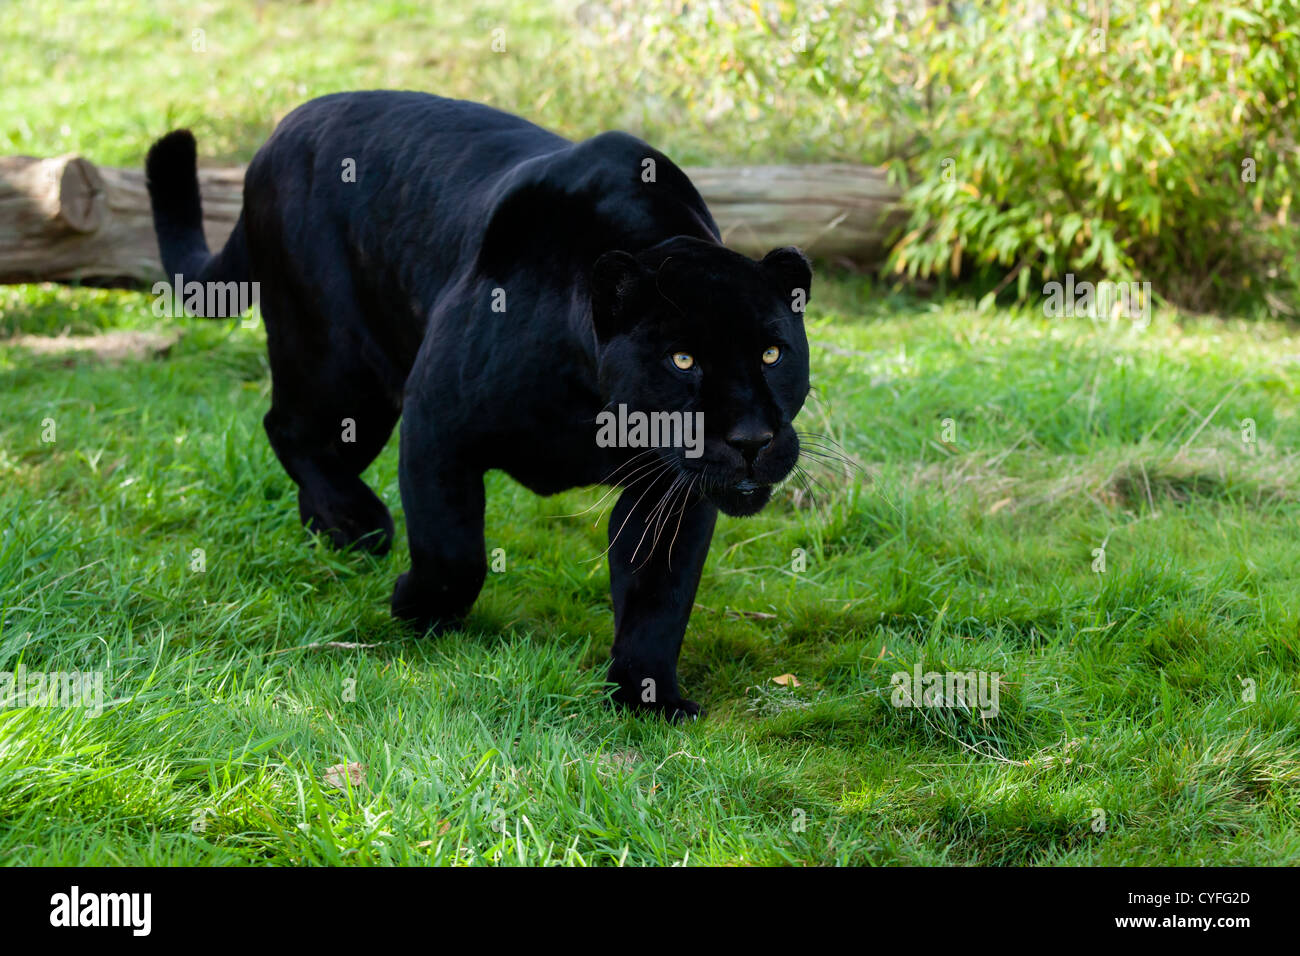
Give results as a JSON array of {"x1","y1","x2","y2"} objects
[
  {"x1": 146, "y1": 130, "x2": 249, "y2": 294},
  {"x1": 145, "y1": 91, "x2": 812, "y2": 720}
]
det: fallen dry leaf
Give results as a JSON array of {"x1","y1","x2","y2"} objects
[
  {"x1": 321, "y1": 762, "x2": 366, "y2": 789},
  {"x1": 416, "y1": 822, "x2": 450, "y2": 847},
  {"x1": 771, "y1": 673, "x2": 802, "y2": 687}
]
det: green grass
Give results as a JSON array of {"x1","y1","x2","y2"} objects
[
  {"x1": 3, "y1": 283, "x2": 1297, "y2": 865},
  {"x1": 1, "y1": 0, "x2": 1298, "y2": 865},
  {"x1": 0, "y1": 0, "x2": 861, "y2": 169}
]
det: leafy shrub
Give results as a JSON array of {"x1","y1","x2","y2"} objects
[
  {"x1": 581, "y1": 1, "x2": 1299, "y2": 312},
  {"x1": 879, "y1": 1, "x2": 1300, "y2": 312}
]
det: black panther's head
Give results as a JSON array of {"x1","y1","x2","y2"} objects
[{"x1": 590, "y1": 236, "x2": 812, "y2": 517}]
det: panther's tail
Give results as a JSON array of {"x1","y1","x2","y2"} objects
[{"x1": 145, "y1": 129, "x2": 251, "y2": 316}]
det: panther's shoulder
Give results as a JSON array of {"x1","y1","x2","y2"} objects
[
  {"x1": 547, "y1": 130, "x2": 711, "y2": 218},
  {"x1": 475, "y1": 131, "x2": 719, "y2": 279}
]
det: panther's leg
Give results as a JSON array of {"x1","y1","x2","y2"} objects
[
  {"x1": 389, "y1": 409, "x2": 487, "y2": 633},
  {"x1": 263, "y1": 405, "x2": 398, "y2": 554},
  {"x1": 606, "y1": 483, "x2": 718, "y2": 720},
  {"x1": 258, "y1": 283, "x2": 403, "y2": 555}
]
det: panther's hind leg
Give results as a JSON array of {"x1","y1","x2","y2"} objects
[
  {"x1": 258, "y1": 288, "x2": 404, "y2": 555},
  {"x1": 264, "y1": 404, "x2": 399, "y2": 554}
]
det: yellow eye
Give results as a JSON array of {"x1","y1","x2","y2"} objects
[
  {"x1": 672, "y1": 352, "x2": 695, "y2": 370},
  {"x1": 762, "y1": 345, "x2": 781, "y2": 365}
]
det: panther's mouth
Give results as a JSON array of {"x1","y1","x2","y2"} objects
[{"x1": 704, "y1": 477, "x2": 775, "y2": 517}]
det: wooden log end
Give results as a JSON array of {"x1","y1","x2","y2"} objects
[{"x1": 56, "y1": 156, "x2": 106, "y2": 233}]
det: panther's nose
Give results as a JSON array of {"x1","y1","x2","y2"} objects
[{"x1": 726, "y1": 425, "x2": 773, "y2": 464}]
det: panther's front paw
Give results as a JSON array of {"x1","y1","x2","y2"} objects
[
  {"x1": 390, "y1": 572, "x2": 466, "y2": 636},
  {"x1": 662, "y1": 697, "x2": 703, "y2": 723},
  {"x1": 609, "y1": 690, "x2": 703, "y2": 723},
  {"x1": 607, "y1": 663, "x2": 703, "y2": 722}
]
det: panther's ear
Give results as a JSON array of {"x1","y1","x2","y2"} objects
[
  {"x1": 760, "y1": 246, "x2": 812, "y2": 313},
  {"x1": 590, "y1": 250, "x2": 646, "y2": 341}
]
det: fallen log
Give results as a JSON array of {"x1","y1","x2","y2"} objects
[
  {"x1": 0, "y1": 155, "x2": 242, "y2": 285},
  {"x1": 0, "y1": 154, "x2": 902, "y2": 285},
  {"x1": 686, "y1": 164, "x2": 904, "y2": 265}
]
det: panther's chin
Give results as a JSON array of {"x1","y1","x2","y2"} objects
[{"x1": 708, "y1": 480, "x2": 775, "y2": 517}]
